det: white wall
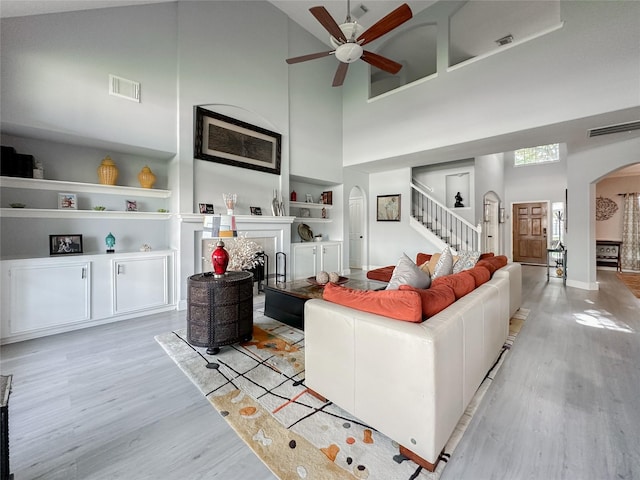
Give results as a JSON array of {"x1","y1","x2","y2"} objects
[
  {"x1": 413, "y1": 160, "x2": 475, "y2": 224},
  {"x1": 0, "y1": 3, "x2": 178, "y2": 154},
  {"x1": 287, "y1": 21, "x2": 343, "y2": 185},
  {"x1": 341, "y1": 1, "x2": 640, "y2": 167},
  {"x1": 369, "y1": 168, "x2": 440, "y2": 268},
  {"x1": 173, "y1": 1, "x2": 342, "y2": 300},
  {"x1": 566, "y1": 137, "x2": 640, "y2": 289}
]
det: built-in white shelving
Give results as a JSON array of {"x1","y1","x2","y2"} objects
[
  {"x1": 0, "y1": 176, "x2": 171, "y2": 198},
  {"x1": 292, "y1": 218, "x2": 332, "y2": 224},
  {"x1": 290, "y1": 201, "x2": 333, "y2": 210},
  {"x1": 0, "y1": 208, "x2": 171, "y2": 220}
]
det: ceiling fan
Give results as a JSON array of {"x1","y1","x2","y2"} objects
[{"x1": 286, "y1": 1, "x2": 413, "y2": 87}]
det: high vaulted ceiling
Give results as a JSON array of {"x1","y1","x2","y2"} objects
[{"x1": 0, "y1": 0, "x2": 436, "y2": 45}]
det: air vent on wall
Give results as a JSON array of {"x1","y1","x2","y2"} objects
[
  {"x1": 109, "y1": 74, "x2": 140, "y2": 102},
  {"x1": 588, "y1": 120, "x2": 640, "y2": 137}
]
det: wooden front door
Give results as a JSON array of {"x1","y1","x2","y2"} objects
[{"x1": 513, "y1": 202, "x2": 547, "y2": 264}]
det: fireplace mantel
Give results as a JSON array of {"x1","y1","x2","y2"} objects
[{"x1": 177, "y1": 214, "x2": 294, "y2": 309}]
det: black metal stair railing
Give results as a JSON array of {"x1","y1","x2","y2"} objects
[{"x1": 411, "y1": 181, "x2": 481, "y2": 252}]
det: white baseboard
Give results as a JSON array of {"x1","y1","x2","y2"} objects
[{"x1": 566, "y1": 279, "x2": 599, "y2": 290}]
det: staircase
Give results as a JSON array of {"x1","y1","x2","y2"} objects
[{"x1": 410, "y1": 180, "x2": 481, "y2": 253}]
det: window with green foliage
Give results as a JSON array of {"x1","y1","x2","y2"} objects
[{"x1": 514, "y1": 143, "x2": 560, "y2": 166}]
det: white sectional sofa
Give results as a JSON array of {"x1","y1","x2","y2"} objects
[{"x1": 304, "y1": 262, "x2": 522, "y2": 471}]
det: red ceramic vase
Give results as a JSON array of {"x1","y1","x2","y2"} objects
[{"x1": 211, "y1": 240, "x2": 229, "y2": 277}]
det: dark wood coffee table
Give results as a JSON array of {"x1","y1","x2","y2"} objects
[{"x1": 264, "y1": 277, "x2": 387, "y2": 329}]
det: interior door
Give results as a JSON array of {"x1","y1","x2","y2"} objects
[
  {"x1": 513, "y1": 202, "x2": 547, "y2": 264},
  {"x1": 483, "y1": 197, "x2": 500, "y2": 254},
  {"x1": 349, "y1": 196, "x2": 364, "y2": 269}
]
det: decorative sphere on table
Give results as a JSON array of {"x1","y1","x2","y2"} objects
[
  {"x1": 316, "y1": 271, "x2": 329, "y2": 285},
  {"x1": 329, "y1": 272, "x2": 340, "y2": 283},
  {"x1": 211, "y1": 240, "x2": 229, "y2": 278}
]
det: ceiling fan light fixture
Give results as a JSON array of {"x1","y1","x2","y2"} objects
[
  {"x1": 335, "y1": 42, "x2": 363, "y2": 63},
  {"x1": 330, "y1": 22, "x2": 365, "y2": 48}
]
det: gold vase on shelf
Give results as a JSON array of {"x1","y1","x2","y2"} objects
[
  {"x1": 97, "y1": 156, "x2": 118, "y2": 185},
  {"x1": 137, "y1": 165, "x2": 156, "y2": 189}
]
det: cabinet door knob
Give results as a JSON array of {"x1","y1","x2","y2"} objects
[
  {"x1": 81, "y1": 267, "x2": 86, "y2": 279},
  {"x1": 117, "y1": 264, "x2": 123, "y2": 275}
]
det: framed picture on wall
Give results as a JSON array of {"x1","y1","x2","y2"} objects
[
  {"x1": 194, "y1": 107, "x2": 282, "y2": 175},
  {"x1": 377, "y1": 194, "x2": 401, "y2": 222}
]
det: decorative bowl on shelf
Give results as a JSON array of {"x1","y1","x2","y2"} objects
[
  {"x1": 92, "y1": 206, "x2": 106, "y2": 211},
  {"x1": 9, "y1": 203, "x2": 26, "y2": 208},
  {"x1": 157, "y1": 208, "x2": 169, "y2": 213},
  {"x1": 297, "y1": 223, "x2": 313, "y2": 241}
]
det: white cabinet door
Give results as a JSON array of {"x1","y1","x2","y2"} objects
[
  {"x1": 9, "y1": 261, "x2": 90, "y2": 334},
  {"x1": 113, "y1": 255, "x2": 168, "y2": 314},
  {"x1": 292, "y1": 243, "x2": 318, "y2": 280},
  {"x1": 291, "y1": 242, "x2": 342, "y2": 280},
  {"x1": 320, "y1": 242, "x2": 342, "y2": 273}
]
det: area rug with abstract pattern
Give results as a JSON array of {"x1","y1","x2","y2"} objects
[{"x1": 156, "y1": 307, "x2": 528, "y2": 480}]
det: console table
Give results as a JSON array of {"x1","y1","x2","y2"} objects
[
  {"x1": 187, "y1": 271, "x2": 253, "y2": 355},
  {"x1": 547, "y1": 248, "x2": 567, "y2": 285},
  {"x1": 596, "y1": 240, "x2": 622, "y2": 272}
]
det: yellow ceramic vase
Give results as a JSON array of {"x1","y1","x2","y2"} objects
[
  {"x1": 97, "y1": 156, "x2": 118, "y2": 185},
  {"x1": 137, "y1": 165, "x2": 156, "y2": 189}
]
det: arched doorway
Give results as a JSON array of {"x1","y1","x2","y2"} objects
[{"x1": 349, "y1": 186, "x2": 366, "y2": 270}]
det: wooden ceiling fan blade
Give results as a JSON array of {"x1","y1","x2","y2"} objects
[
  {"x1": 310, "y1": 6, "x2": 347, "y2": 43},
  {"x1": 286, "y1": 51, "x2": 334, "y2": 64},
  {"x1": 361, "y1": 51, "x2": 403, "y2": 74},
  {"x1": 357, "y1": 3, "x2": 412, "y2": 46},
  {"x1": 332, "y1": 62, "x2": 349, "y2": 87}
]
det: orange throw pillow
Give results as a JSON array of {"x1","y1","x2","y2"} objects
[
  {"x1": 399, "y1": 284, "x2": 456, "y2": 319},
  {"x1": 431, "y1": 272, "x2": 476, "y2": 299},
  {"x1": 479, "y1": 252, "x2": 495, "y2": 260},
  {"x1": 416, "y1": 253, "x2": 432, "y2": 266},
  {"x1": 323, "y1": 283, "x2": 423, "y2": 323}
]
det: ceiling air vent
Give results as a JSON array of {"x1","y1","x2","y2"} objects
[
  {"x1": 109, "y1": 74, "x2": 140, "y2": 103},
  {"x1": 588, "y1": 120, "x2": 640, "y2": 138}
]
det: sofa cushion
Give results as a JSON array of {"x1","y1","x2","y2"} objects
[
  {"x1": 479, "y1": 252, "x2": 495, "y2": 260},
  {"x1": 465, "y1": 265, "x2": 491, "y2": 287},
  {"x1": 452, "y1": 250, "x2": 481, "y2": 273},
  {"x1": 476, "y1": 259, "x2": 498, "y2": 276},
  {"x1": 386, "y1": 253, "x2": 432, "y2": 290},
  {"x1": 323, "y1": 283, "x2": 423, "y2": 322},
  {"x1": 431, "y1": 271, "x2": 476, "y2": 299},
  {"x1": 399, "y1": 284, "x2": 456, "y2": 319},
  {"x1": 488, "y1": 255, "x2": 508, "y2": 269},
  {"x1": 366, "y1": 266, "x2": 395, "y2": 282}
]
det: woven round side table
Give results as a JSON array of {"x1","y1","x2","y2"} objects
[{"x1": 187, "y1": 271, "x2": 253, "y2": 355}]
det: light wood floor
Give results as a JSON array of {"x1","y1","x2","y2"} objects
[{"x1": 1, "y1": 266, "x2": 638, "y2": 479}]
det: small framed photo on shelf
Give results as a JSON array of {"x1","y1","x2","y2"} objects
[
  {"x1": 49, "y1": 234, "x2": 83, "y2": 255},
  {"x1": 126, "y1": 200, "x2": 138, "y2": 212},
  {"x1": 58, "y1": 193, "x2": 77, "y2": 210},
  {"x1": 305, "y1": 194, "x2": 314, "y2": 203},
  {"x1": 199, "y1": 203, "x2": 215, "y2": 214},
  {"x1": 250, "y1": 206, "x2": 262, "y2": 215}
]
